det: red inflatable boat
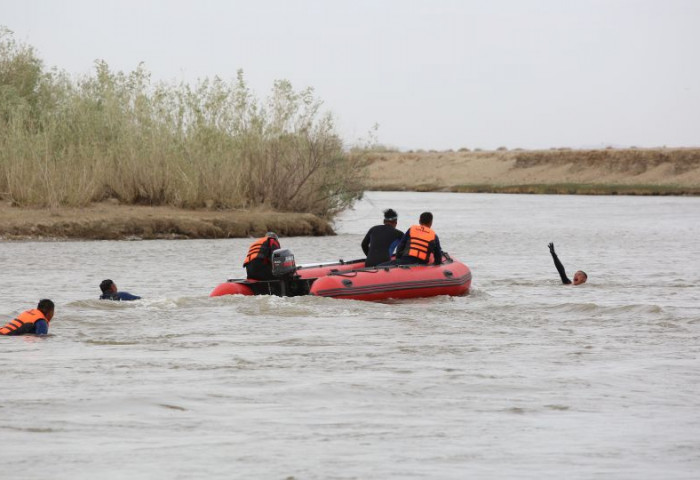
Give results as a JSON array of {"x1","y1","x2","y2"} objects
[
  {"x1": 210, "y1": 248, "x2": 471, "y2": 301},
  {"x1": 209, "y1": 256, "x2": 366, "y2": 297},
  {"x1": 309, "y1": 258, "x2": 471, "y2": 301}
]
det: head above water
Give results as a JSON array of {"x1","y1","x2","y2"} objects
[
  {"x1": 573, "y1": 270, "x2": 588, "y2": 285},
  {"x1": 265, "y1": 232, "x2": 278, "y2": 240},
  {"x1": 37, "y1": 298, "x2": 55, "y2": 320},
  {"x1": 100, "y1": 279, "x2": 117, "y2": 294},
  {"x1": 383, "y1": 208, "x2": 398, "y2": 225},
  {"x1": 419, "y1": 211, "x2": 433, "y2": 227}
]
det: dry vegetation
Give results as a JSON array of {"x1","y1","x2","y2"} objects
[
  {"x1": 0, "y1": 28, "x2": 366, "y2": 218},
  {"x1": 365, "y1": 147, "x2": 700, "y2": 195},
  {"x1": 2, "y1": 28, "x2": 698, "y2": 240}
]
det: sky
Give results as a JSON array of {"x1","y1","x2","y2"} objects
[{"x1": 2, "y1": 0, "x2": 699, "y2": 150}]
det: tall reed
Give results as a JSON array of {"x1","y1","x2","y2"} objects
[{"x1": 0, "y1": 27, "x2": 366, "y2": 218}]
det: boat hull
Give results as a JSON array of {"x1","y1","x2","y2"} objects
[
  {"x1": 210, "y1": 281, "x2": 254, "y2": 297},
  {"x1": 295, "y1": 258, "x2": 366, "y2": 280},
  {"x1": 210, "y1": 258, "x2": 366, "y2": 297},
  {"x1": 309, "y1": 260, "x2": 471, "y2": 301}
]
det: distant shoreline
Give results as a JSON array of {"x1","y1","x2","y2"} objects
[
  {"x1": 373, "y1": 183, "x2": 700, "y2": 196},
  {"x1": 365, "y1": 147, "x2": 700, "y2": 195}
]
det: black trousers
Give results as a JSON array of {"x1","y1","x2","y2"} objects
[{"x1": 246, "y1": 259, "x2": 275, "y2": 280}]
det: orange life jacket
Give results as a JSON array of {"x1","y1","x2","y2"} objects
[
  {"x1": 405, "y1": 224, "x2": 436, "y2": 261},
  {"x1": 243, "y1": 237, "x2": 277, "y2": 266},
  {"x1": 0, "y1": 309, "x2": 48, "y2": 336}
]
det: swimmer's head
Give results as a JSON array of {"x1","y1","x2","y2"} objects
[
  {"x1": 100, "y1": 279, "x2": 117, "y2": 293},
  {"x1": 573, "y1": 270, "x2": 587, "y2": 285},
  {"x1": 38, "y1": 298, "x2": 55, "y2": 321}
]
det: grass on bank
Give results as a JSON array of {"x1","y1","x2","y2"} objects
[
  {"x1": 366, "y1": 182, "x2": 700, "y2": 195},
  {"x1": 450, "y1": 183, "x2": 700, "y2": 195},
  {"x1": 0, "y1": 27, "x2": 366, "y2": 218}
]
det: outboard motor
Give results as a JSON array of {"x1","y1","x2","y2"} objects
[
  {"x1": 271, "y1": 249, "x2": 299, "y2": 297},
  {"x1": 272, "y1": 249, "x2": 297, "y2": 277}
]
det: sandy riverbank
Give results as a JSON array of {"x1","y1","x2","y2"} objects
[
  {"x1": 3, "y1": 147, "x2": 699, "y2": 240},
  {"x1": 366, "y1": 147, "x2": 700, "y2": 194},
  {"x1": 0, "y1": 202, "x2": 334, "y2": 240}
]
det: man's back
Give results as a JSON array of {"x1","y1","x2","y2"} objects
[
  {"x1": 396, "y1": 223, "x2": 443, "y2": 265},
  {"x1": 100, "y1": 291, "x2": 141, "y2": 301},
  {"x1": 245, "y1": 233, "x2": 281, "y2": 280},
  {"x1": 362, "y1": 224, "x2": 404, "y2": 267}
]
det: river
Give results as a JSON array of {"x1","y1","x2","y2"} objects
[{"x1": 2, "y1": 191, "x2": 699, "y2": 479}]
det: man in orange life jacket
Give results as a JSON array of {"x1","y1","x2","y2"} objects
[
  {"x1": 243, "y1": 232, "x2": 281, "y2": 280},
  {"x1": 0, "y1": 299, "x2": 55, "y2": 336},
  {"x1": 394, "y1": 212, "x2": 443, "y2": 265}
]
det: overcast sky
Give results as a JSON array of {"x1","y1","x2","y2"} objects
[{"x1": 2, "y1": 0, "x2": 699, "y2": 150}]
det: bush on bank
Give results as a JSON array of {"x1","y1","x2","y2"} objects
[{"x1": 0, "y1": 27, "x2": 366, "y2": 218}]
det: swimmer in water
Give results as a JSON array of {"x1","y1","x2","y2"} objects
[
  {"x1": 0, "y1": 299, "x2": 55, "y2": 336},
  {"x1": 99, "y1": 279, "x2": 141, "y2": 301},
  {"x1": 548, "y1": 242, "x2": 587, "y2": 285}
]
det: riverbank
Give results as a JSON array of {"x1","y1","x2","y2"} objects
[
  {"x1": 3, "y1": 147, "x2": 700, "y2": 240},
  {"x1": 0, "y1": 201, "x2": 334, "y2": 240},
  {"x1": 366, "y1": 147, "x2": 700, "y2": 195}
]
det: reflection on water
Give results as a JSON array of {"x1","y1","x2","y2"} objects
[{"x1": 2, "y1": 192, "x2": 700, "y2": 479}]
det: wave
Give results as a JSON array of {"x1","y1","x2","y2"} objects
[{"x1": 544, "y1": 302, "x2": 667, "y2": 318}]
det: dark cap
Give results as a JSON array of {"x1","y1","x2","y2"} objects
[{"x1": 383, "y1": 209, "x2": 398, "y2": 222}]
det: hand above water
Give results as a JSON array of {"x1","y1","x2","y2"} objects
[{"x1": 548, "y1": 242, "x2": 556, "y2": 255}]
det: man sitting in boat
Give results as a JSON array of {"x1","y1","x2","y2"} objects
[
  {"x1": 99, "y1": 279, "x2": 141, "y2": 301},
  {"x1": 394, "y1": 212, "x2": 443, "y2": 265},
  {"x1": 243, "y1": 232, "x2": 281, "y2": 281},
  {"x1": 548, "y1": 242, "x2": 587, "y2": 285},
  {"x1": 361, "y1": 208, "x2": 404, "y2": 267}
]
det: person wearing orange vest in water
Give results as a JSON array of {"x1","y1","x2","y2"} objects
[
  {"x1": 0, "y1": 299, "x2": 55, "y2": 336},
  {"x1": 394, "y1": 212, "x2": 443, "y2": 265},
  {"x1": 243, "y1": 232, "x2": 282, "y2": 280}
]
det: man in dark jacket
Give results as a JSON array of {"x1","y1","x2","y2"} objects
[
  {"x1": 361, "y1": 208, "x2": 404, "y2": 267},
  {"x1": 100, "y1": 279, "x2": 141, "y2": 301}
]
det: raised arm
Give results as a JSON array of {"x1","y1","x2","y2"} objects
[{"x1": 548, "y1": 242, "x2": 571, "y2": 285}]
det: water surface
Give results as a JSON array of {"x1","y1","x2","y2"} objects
[{"x1": 2, "y1": 192, "x2": 699, "y2": 479}]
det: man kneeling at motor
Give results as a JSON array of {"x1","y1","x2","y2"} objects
[{"x1": 243, "y1": 232, "x2": 281, "y2": 280}]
